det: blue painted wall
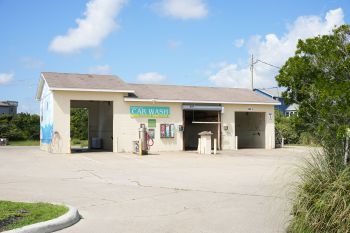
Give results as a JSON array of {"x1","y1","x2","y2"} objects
[{"x1": 40, "y1": 82, "x2": 53, "y2": 144}]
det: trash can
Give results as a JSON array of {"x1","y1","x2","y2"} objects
[
  {"x1": 198, "y1": 131, "x2": 213, "y2": 155},
  {"x1": 91, "y1": 137, "x2": 102, "y2": 149}
]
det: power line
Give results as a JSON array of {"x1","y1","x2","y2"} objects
[
  {"x1": 250, "y1": 54, "x2": 281, "y2": 90},
  {"x1": 256, "y1": 59, "x2": 281, "y2": 69}
]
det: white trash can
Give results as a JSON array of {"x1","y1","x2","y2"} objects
[{"x1": 198, "y1": 131, "x2": 213, "y2": 155}]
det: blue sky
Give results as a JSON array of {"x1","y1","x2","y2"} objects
[{"x1": 0, "y1": 0, "x2": 349, "y2": 113}]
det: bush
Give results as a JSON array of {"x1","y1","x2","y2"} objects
[
  {"x1": 289, "y1": 153, "x2": 350, "y2": 233},
  {"x1": 275, "y1": 110, "x2": 299, "y2": 144},
  {"x1": 0, "y1": 113, "x2": 39, "y2": 141},
  {"x1": 299, "y1": 132, "x2": 317, "y2": 145},
  {"x1": 71, "y1": 138, "x2": 81, "y2": 145}
]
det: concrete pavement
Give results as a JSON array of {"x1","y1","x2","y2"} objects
[{"x1": 0, "y1": 146, "x2": 313, "y2": 233}]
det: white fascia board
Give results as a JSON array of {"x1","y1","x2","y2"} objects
[
  {"x1": 50, "y1": 87, "x2": 135, "y2": 93},
  {"x1": 124, "y1": 97, "x2": 281, "y2": 105},
  {"x1": 35, "y1": 74, "x2": 46, "y2": 101}
]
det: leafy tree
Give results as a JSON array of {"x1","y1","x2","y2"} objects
[
  {"x1": 0, "y1": 113, "x2": 39, "y2": 140},
  {"x1": 275, "y1": 110, "x2": 299, "y2": 144},
  {"x1": 70, "y1": 108, "x2": 88, "y2": 140},
  {"x1": 276, "y1": 25, "x2": 350, "y2": 163}
]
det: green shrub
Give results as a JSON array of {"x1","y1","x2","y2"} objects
[
  {"x1": 0, "y1": 113, "x2": 39, "y2": 141},
  {"x1": 71, "y1": 138, "x2": 81, "y2": 145},
  {"x1": 299, "y1": 132, "x2": 317, "y2": 145},
  {"x1": 289, "y1": 153, "x2": 350, "y2": 233},
  {"x1": 80, "y1": 140, "x2": 88, "y2": 148},
  {"x1": 275, "y1": 110, "x2": 299, "y2": 144}
]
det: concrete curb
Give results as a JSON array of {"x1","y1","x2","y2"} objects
[{"x1": 3, "y1": 205, "x2": 80, "y2": 233}]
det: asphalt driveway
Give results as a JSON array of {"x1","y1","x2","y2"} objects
[{"x1": 0, "y1": 146, "x2": 312, "y2": 233}]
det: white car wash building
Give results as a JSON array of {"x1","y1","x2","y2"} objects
[{"x1": 36, "y1": 72, "x2": 279, "y2": 154}]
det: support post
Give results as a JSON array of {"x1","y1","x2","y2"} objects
[
  {"x1": 218, "y1": 111, "x2": 221, "y2": 150},
  {"x1": 198, "y1": 138, "x2": 201, "y2": 154},
  {"x1": 214, "y1": 138, "x2": 217, "y2": 155},
  {"x1": 250, "y1": 54, "x2": 254, "y2": 90},
  {"x1": 235, "y1": 136, "x2": 238, "y2": 150}
]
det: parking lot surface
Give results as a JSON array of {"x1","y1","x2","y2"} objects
[{"x1": 0, "y1": 146, "x2": 313, "y2": 233}]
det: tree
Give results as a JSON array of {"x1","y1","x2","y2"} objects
[
  {"x1": 275, "y1": 110, "x2": 299, "y2": 144},
  {"x1": 70, "y1": 108, "x2": 88, "y2": 140},
  {"x1": 0, "y1": 113, "x2": 39, "y2": 140},
  {"x1": 276, "y1": 25, "x2": 350, "y2": 164}
]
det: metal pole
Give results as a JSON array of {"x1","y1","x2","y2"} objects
[{"x1": 250, "y1": 54, "x2": 254, "y2": 90}]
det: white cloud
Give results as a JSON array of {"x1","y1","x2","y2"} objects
[
  {"x1": 0, "y1": 73, "x2": 14, "y2": 85},
  {"x1": 49, "y1": 0, "x2": 127, "y2": 54},
  {"x1": 168, "y1": 39, "x2": 182, "y2": 49},
  {"x1": 210, "y1": 8, "x2": 345, "y2": 88},
  {"x1": 20, "y1": 57, "x2": 44, "y2": 69},
  {"x1": 234, "y1": 38, "x2": 244, "y2": 48},
  {"x1": 89, "y1": 64, "x2": 112, "y2": 74},
  {"x1": 137, "y1": 72, "x2": 167, "y2": 83},
  {"x1": 153, "y1": 0, "x2": 208, "y2": 20}
]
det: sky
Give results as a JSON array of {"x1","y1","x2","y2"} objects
[{"x1": 0, "y1": 0, "x2": 349, "y2": 113}]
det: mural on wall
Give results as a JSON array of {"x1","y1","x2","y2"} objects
[{"x1": 40, "y1": 82, "x2": 53, "y2": 144}]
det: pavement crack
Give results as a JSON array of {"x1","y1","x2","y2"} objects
[
  {"x1": 130, "y1": 180, "x2": 281, "y2": 199},
  {"x1": 133, "y1": 206, "x2": 189, "y2": 218}
]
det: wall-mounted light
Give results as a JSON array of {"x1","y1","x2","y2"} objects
[{"x1": 268, "y1": 113, "x2": 273, "y2": 120}]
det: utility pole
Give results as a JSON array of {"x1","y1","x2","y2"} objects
[
  {"x1": 250, "y1": 54, "x2": 254, "y2": 90},
  {"x1": 249, "y1": 54, "x2": 281, "y2": 90}
]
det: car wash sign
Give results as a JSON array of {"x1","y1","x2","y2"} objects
[{"x1": 130, "y1": 106, "x2": 170, "y2": 118}]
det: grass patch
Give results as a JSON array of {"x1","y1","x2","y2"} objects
[
  {"x1": 288, "y1": 153, "x2": 350, "y2": 232},
  {"x1": 285, "y1": 143, "x2": 320, "y2": 147},
  {"x1": 0, "y1": 201, "x2": 68, "y2": 231},
  {"x1": 8, "y1": 140, "x2": 40, "y2": 146},
  {"x1": 71, "y1": 139, "x2": 88, "y2": 148}
]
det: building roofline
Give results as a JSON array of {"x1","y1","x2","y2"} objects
[
  {"x1": 124, "y1": 97, "x2": 281, "y2": 105},
  {"x1": 50, "y1": 87, "x2": 135, "y2": 93}
]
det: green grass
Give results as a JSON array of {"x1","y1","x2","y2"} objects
[
  {"x1": 71, "y1": 139, "x2": 88, "y2": 148},
  {"x1": 285, "y1": 143, "x2": 320, "y2": 147},
  {"x1": 0, "y1": 201, "x2": 68, "y2": 231},
  {"x1": 8, "y1": 140, "x2": 40, "y2": 146}
]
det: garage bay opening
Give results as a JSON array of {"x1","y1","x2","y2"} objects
[
  {"x1": 70, "y1": 100, "x2": 113, "y2": 153},
  {"x1": 235, "y1": 112, "x2": 265, "y2": 149},
  {"x1": 183, "y1": 105, "x2": 221, "y2": 151}
]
